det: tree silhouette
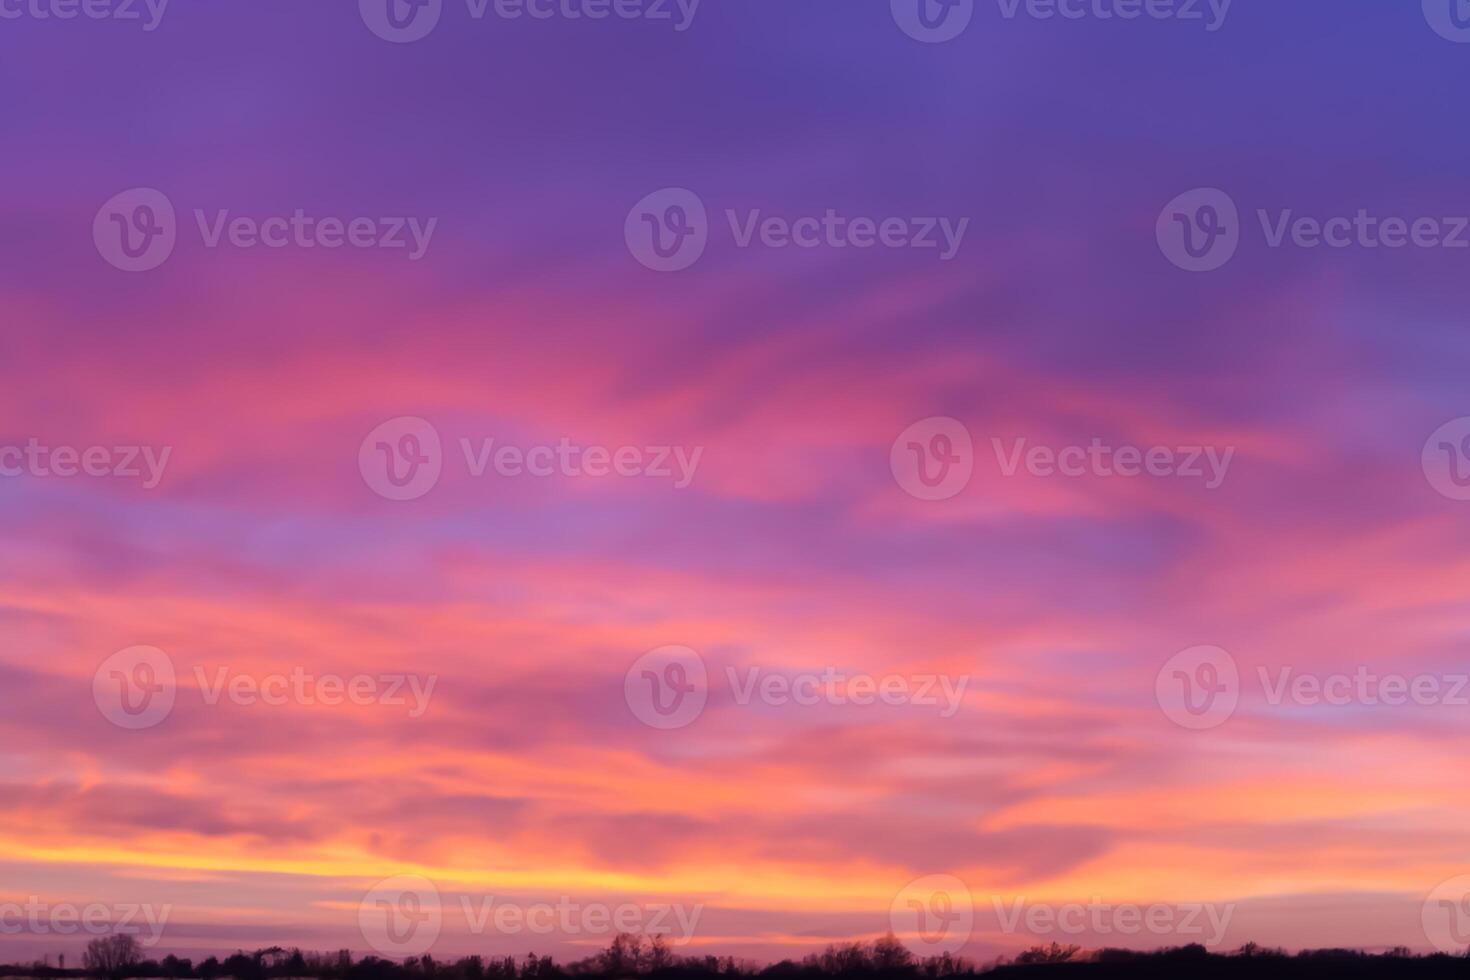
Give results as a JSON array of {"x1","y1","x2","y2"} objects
[{"x1": 83, "y1": 935, "x2": 142, "y2": 980}]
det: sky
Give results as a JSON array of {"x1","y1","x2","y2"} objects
[{"x1": 4, "y1": 0, "x2": 1470, "y2": 967}]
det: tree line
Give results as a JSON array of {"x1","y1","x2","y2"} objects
[{"x1": 4, "y1": 933, "x2": 1470, "y2": 980}]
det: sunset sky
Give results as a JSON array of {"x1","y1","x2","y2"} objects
[{"x1": 4, "y1": 0, "x2": 1470, "y2": 967}]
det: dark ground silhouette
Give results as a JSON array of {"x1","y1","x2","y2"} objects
[{"x1": 5, "y1": 935, "x2": 1468, "y2": 980}]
